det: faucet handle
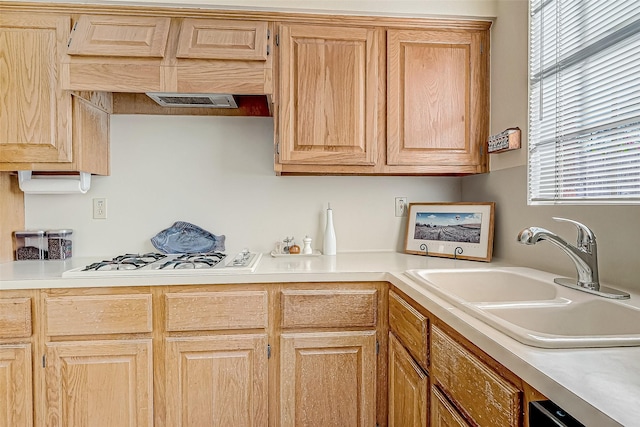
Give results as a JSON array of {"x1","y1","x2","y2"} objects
[{"x1": 552, "y1": 217, "x2": 596, "y2": 251}]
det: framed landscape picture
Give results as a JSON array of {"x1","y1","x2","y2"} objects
[{"x1": 404, "y1": 202, "x2": 495, "y2": 262}]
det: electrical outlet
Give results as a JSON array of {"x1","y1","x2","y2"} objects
[
  {"x1": 93, "y1": 198, "x2": 107, "y2": 219},
  {"x1": 395, "y1": 197, "x2": 407, "y2": 217}
]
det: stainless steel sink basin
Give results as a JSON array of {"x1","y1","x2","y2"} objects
[{"x1": 404, "y1": 267, "x2": 640, "y2": 348}]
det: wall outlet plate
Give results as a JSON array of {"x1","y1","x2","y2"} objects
[
  {"x1": 93, "y1": 198, "x2": 107, "y2": 219},
  {"x1": 395, "y1": 197, "x2": 407, "y2": 217}
]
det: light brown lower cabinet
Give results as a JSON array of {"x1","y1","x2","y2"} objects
[
  {"x1": 431, "y1": 386, "x2": 470, "y2": 427},
  {"x1": 0, "y1": 283, "x2": 551, "y2": 426},
  {"x1": 0, "y1": 294, "x2": 34, "y2": 427},
  {"x1": 388, "y1": 333, "x2": 428, "y2": 427},
  {"x1": 389, "y1": 287, "x2": 548, "y2": 427},
  {"x1": 44, "y1": 340, "x2": 153, "y2": 427},
  {"x1": 280, "y1": 330, "x2": 377, "y2": 427},
  {"x1": 0, "y1": 344, "x2": 33, "y2": 427},
  {"x1": 431, "y1": 325, "x2": 521, "y2": 426},
  {"x1": 41, "y1": 289, "x2": 154, "y2": 427},
  {"x1": 164, "y1": 334, "x2": 268, "y2": 427}
]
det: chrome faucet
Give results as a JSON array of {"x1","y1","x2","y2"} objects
[{"x1": 517, "y1": 217, "x2": 629, "y2": 299}]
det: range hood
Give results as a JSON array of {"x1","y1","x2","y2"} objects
[{"x1": 146, "y1": 93, "x2": 238, "y2": 108}]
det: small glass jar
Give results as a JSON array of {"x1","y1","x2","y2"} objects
[
  {"x1": 46, "y1": 229, "x2": 73, "y2": 260},
  {"x1": 14, "y1": 230, "x2": 47, "y2": 260}
]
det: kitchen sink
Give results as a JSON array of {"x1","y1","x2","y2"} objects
[
  {"x1": 405, "y1": 267, "x2": 640, "y2": 348},
  {"x1": 405, "y1": 269, "x2": 560, "y2": 303},
  {"x1": 478, "y1": 300, "x2": 640, "y2": 348}
]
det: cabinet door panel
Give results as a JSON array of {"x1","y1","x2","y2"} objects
[
  {"x1": 67, "y1": 15, "x2": 170, "y2": 57},
  {"x1": 0, "y1": 13, "x2": 72, "y2": 164},
  {"x1": 165, "y1": 334, "x2": 268, "y2": 427},
  {"x1": 45, "y1": 340, "x2": 152, "y2": 427},
  {"x1": 387, "y1": 29, "x2": 488, "y2": 169},
  {"x1": 388, "y1": 333, "x2": 428, "y2": 427},
  {"x1": 278, "y1": 24, "x2": 379, "y2": 166},
  {"x1": 0, "y1": 344, "x2": 32, "y2": 427},
  {"x1": 280, "y1": 330, "x2": 376, "y2": 427},
  {"x1": 431, "y1": 386, "x2": 470, "y2": 427},
  {"x1": 432, "y1": 326, "x2": 521, "y2": 426},
  {"x1": 177, "y1": 19, "x2": 268, "y2": 60}
]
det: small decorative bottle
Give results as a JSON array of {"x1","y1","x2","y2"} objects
[
  {"x1": 302, "y1": 236, "x2": 313, "y2": 255},
  {"x1": 323, "y1": 203, "x2": 337, "y2": 256}
]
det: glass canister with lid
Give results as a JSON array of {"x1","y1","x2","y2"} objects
[
  {"x1": 46, "y1": 229, "x2": 73, "y2": 260},
  {"x1": 14, "y1": 230, "x2": 47, "y2": 260}
]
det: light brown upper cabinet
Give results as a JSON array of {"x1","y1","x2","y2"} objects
[
  {"x1": 276, "y1": 24, "x2": 383, "y2": 169},
  {"x1": 387, "y1": 29, "x2": 489, "y2": 173},
  {"x1": 0, "y1": 12, "x2": 110, "y2": 174},
  {"x1": 64, "y1": 15, "x2": 273, "y2": 94},
  {"x1": 275, "y1": 21, "x2": 490, "y2": 175}
]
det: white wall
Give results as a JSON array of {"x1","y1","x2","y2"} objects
[
  {"x1": 487, "y1": 0, "x2": 528, "y2": 172},
  {"x1": 15, "y1": 0, "x2": 496, "y2": 18},
  {"x1": 25, "y1": 116, "x2": 461, "y2": 256}
]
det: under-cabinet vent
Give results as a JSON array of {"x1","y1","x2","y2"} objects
[{"x1": 146, "y1": 93, "x2": 238, "y2": 108}]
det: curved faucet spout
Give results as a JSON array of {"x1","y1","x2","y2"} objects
[
  {"x1": 517, "y1": 218, "x2": 629, "y2": 299},
  {"x1": 517, "y1": 222, "x2": 599, "y2": 290}
]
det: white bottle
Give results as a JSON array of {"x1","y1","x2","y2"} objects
[{"x1": 323, "y1": 203, "x2": 337, "y2": 256}]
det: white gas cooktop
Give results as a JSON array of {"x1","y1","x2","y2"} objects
[{"x1": 62, "y1": 250, "x2": 262, "y2": 278}]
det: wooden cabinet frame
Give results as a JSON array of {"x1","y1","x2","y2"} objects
[
  {"x1": 0, "y1": 281, "x2": 551, "y2": 427},
  {"x1": 274, "y1": 18, "x2": 490, "y2": 175}
]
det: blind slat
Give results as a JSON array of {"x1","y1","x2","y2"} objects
[{"x1": 528, "y1": 0, "x2": 640, "y2": 204}]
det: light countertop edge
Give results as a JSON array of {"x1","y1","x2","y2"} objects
[{"x1": 1, "y1": 251, "x2": 635, "y2": 426}]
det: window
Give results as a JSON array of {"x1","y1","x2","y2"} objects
[{"x1": 528, "y1": 0, "x2": 640, "y2": 204}]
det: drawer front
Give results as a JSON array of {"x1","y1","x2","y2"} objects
[
  {"x1": 45, "y1": 294, "x2": 152, "y2": 336},
  {"x1": 389, "y1": 290, "x2": 428, "y2": 369},
  {"x1": 0, "y1": 298, "x2": 32, "y2": 338},
  {"x1": 281, "y1": 289, "x2": 377, "y2": 329},
  {"x1": 431, "y1": 326, "x2": 521, "y2": 426},
  {"x1": 165, "y1": 291, "x2": 268, "y2": 331}
]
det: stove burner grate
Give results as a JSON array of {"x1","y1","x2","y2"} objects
[
  {"x1": 159, "y1": 252, "x2": 226, "y2": 269},
  {"x1": 82, "y1": 252, "x2": 167, "y2": 271}
]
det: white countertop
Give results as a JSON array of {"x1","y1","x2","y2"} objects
[{"x1": 1, "y1": 251, "x2": 636, "y2": 426}]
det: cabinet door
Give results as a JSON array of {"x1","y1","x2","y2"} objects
[
  {"x1": 387, "y1": 29, "x2": 489, "y2": 171},
  {"x1": 280, "y1": 330, "x2": 376, "y2": 427},
  {"x1": 278, "y1": 24, "x2": 380, "y2": 166},
  {"x1": 388, "y1": 333, "x2": 428, "y2": 427},
  {"x1": 45, "y1": 340, "x2": 153, "y2": 427},
  {"x1": 177, "y1": 19, "x2": 268, "y2": 61},
  {"x1": 431, "y1": 386, "x2": 470, "y2": 427},
  {"x1": 165, "y1": 334, "x2": 268, "y2": 427},
  {"x1": 0, "y1": 13, "x2": 72, "y2": 164},
  {"x1": 67, "y1": 15, "x2": 170, "y2": 57},
  {"x1": 0, "y1": 344, "x2": 32, "y2": 427}
]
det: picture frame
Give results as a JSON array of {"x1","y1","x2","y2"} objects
[{"x1": 404, "y1": 202, "x2": 495, "y2": 262}]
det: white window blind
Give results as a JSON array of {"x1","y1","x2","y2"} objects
[{"x1": 528, "y1": 0, "x2": 640, "y2": 204}]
